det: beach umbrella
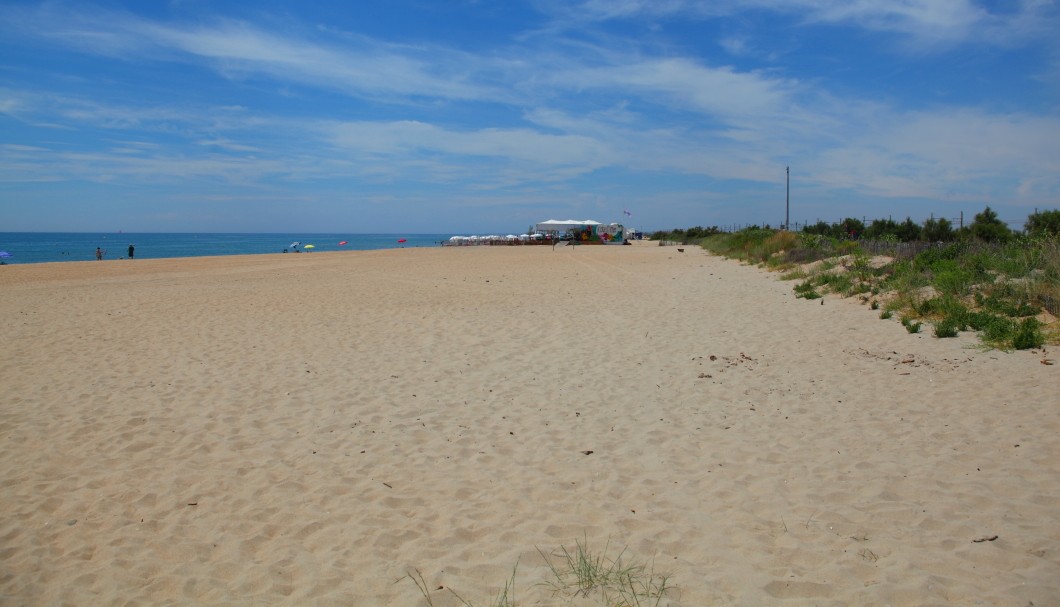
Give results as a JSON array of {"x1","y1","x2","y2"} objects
[
  {"x1": 338, "y1": 240, "x2": 348, "y2": 246},
  {"x1": 397, "y1": 238, "x2": 407, "y2": 243},
  {"x1": 290, "y1": 241, "x2": 300, "y2": 248},
  {"x1": 304, "y1": 244, "x2": 315, "y2": 249},
  {"x1": 0, "y1": 251, "x2": 10, "y2": 263}
]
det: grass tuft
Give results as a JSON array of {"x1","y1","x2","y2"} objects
[
  {"x1": 901, "y1": 317, "x2": 922, "y2": 333},
  {"x1": 410, "y1": 540, "x2": 672, "y2": 607},
  {"x1": 408, "y1": 565, "x2": 518, "y2": 607},
  {"x1": 539, "y1": 538, "x2": 671, "y2": 607}
]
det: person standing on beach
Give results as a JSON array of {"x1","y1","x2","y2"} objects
[
  {"x1": 95, "y1": 247, "x2": 103, "y2": 261},
  {"x1": 128, "y1": 244, "x2": 135, "y2": 259}
]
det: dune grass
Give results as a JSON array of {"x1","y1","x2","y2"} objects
[
  {"x1": 408, "y1": 539, "x2": 672, "y2": 607},
  {"x1": 691, "y1": 229, "x2": 1058, "y2": 350},
  {"x1": 408, "y1": 565, "x2": 517, "y2": 607},
  {"x1": 538, "y1": 538, "x2": 672, "y2": 607}
]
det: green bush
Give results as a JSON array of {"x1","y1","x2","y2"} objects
[
  {"x1": 1013, "y1": 318, "x2": 1045, "y2": 350},
  {"x1": 934, "y1": 318, "x2": 960, "y2": 338},
  {"x1": 977, "y1": 292, "x2": 1040, "y2": 318},
  {"x1": 794, "y1": 281, "x2": 821, "y2": 299},
  {"x1": 917, "y1": 296, "x2": 970, "y2": 327},
  {"x1": 1025, "y1": 209, "x2": 1060, "y2": 238},
  {"x1": 934, "y1": 267, "x2": 976, "y2": 296},
  {"x1": 981, "y1": 314, "x2": 1017, "y2": 344},
  {"x1": 836, "y1": 240, "x2": 861, "y2": 256},
  {"x1": 913, "y1": 242, "x2": 964, "y2": 270},
  {"x1": 923, "y1": 217, "x2": 956, "y2": 242},
  {"x1": 816, "y1": 271, "x2": 853, "y2": 294},
  {"x1": 968, "y1": 206, "x2": 1013, "y2": 243}
]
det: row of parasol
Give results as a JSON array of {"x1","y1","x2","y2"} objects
[{"x1": 289, "y1": 238, "x2": 407, "y2": 250}]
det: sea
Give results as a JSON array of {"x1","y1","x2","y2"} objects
[{"x1": 0, "y1": 233, "x2": 451, "y2": 265}]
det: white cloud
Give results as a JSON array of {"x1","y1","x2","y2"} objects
[
  {"x1": 321, "y1": 119, "x2": 617, "y2": 186},
  {"x1": 2, "y1": 4, "x2": 510, "y2": 104},
  {"x1": 548, "y1": 0, "x2": 1059, "y2": 49},
  {"x1": 563, "y1": 58, "x2": 796, "y2": 124},
  {"x1": 811, "y1": 108, "x2": 1060, "y2": 204}
]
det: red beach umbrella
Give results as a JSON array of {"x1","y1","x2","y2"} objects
[
  {"x1": 338, "y1": 240, "x2": 348, "y2": 246},
  {"x1": 397, "y1": 238, "x2": 407, "y2": 243}
]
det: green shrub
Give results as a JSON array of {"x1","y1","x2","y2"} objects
[
  {"x1": 816, "y1": 271, "x2": 853, "y2": 294},
  {"x1": 934, "y1": 267, "x2": 976, "y2": 295},
  {"x1": 880, "y1": 310, "x2": 893, "y2": 320},
  {"x1": 934, "y1": 318, "x2": 960, "y2": 338},
  {"x1": 849, "y1": 282, "x2": 872, "y2": 295},
  {"x1": 799, "y1": 233, "x2": 828, "y2": 250},
  {"x1": 1025, "y1": 209, "x2": 1060, "y2": 238},
  {"x1": 923, "y1": 217, "x2": 956, "y2": 242},
  {"x1": 968, "y1": 206, "x2": 1013, "y2": 243},
  {"x1": 913, "y1": 242, "x2": 964, "y2": 270},
  {"x1": 978, "y1": 293, "x2": 1040, "y2": 318},
  {"x1": 966, "y1": 311, "x2": 996, "y2": 331},
  {"x1": 918, "y1": 296, "x2": 971, "y2": 327},
  {"x1": 981, "y1": 314, "x2": 1017, "y2": 344},
  {"x1": 836, "y1": 240, "x2": 861, "y2": 256},
  {"x1": 915, "y1": 297, "x2": 940, "y2": 315},
  {"x1": 794, "y1": 281, "x2": 821, "y2": 299},
  {"x1": 1013, "y1": 318, "x2": 1045, "y2": 350}
]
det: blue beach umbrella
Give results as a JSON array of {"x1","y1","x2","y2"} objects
[{"x1": 0, "y1": 251, "x2": 11, "y2": 264}]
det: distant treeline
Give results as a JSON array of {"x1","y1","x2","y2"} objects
[{"x1": 650, "y1": 207, "x2": 1060, "y2": 243}]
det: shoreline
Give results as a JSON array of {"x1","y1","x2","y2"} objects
[
  {"x1": 2, "y1": 243, "x2": 1056, "y2": 605},
  {"x1": 0, "y1": 232, "x2": 452, "y2": 266}
]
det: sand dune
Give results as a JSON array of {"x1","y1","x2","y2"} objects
[{"x1": 1, "y1": 242, "x2": 1057, "y2": 606}]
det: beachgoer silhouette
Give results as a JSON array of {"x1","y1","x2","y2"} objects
[
  {"x1": 96, "y1": 247, "x2": 103, "y2": 261},
  {"x1": 128, "y1": 244, "x2": 135, "y2": 259}
]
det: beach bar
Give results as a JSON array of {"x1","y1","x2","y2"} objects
[{"x1": 534, "y1": 219, "x2": 626, "y2": 244}]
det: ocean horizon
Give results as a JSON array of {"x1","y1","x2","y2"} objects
[{"x1": 0, "y1": 233, "x2": 452, "y2": 265}]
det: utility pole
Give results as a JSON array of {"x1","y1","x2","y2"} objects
[{"x1": 785, "y1": 166, "x2": 790, "y2": 230}]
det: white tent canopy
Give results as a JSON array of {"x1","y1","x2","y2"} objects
[{"x1": 534, "y1": 219, "x2": 602, "y2": 232}]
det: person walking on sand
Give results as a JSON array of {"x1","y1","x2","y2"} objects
[
  {"x1": 96, "y1": 247, "x2": 103, "y2": 261},
  {"x1": 128, "y1": 244, "x2": 135, "y2": 259}
]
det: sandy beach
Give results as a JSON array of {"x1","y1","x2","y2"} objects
[{"x1": 1, "y1": 242, "x2": 1057, "y2": 606}]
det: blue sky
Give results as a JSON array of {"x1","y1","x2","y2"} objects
[{"x1": 1, "y1": 0, "x2": 1058, "y2": 233}]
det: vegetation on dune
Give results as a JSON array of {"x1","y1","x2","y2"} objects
[{"x1": 652, "y1": 207, "x2": 1059, "y2": 350}]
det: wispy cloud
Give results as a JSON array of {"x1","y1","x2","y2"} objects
[
  {"x1": 813, "y1": 108, "x2": 1060, "y2": 201},
  {"x1": 3, "y1": 4, "x2": 511, "y2": 104},
  {"x1": 546, "y1": 0, "x2": 1060, "y2": 49}
]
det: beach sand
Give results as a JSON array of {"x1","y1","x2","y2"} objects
[{"x1": 1, "y1": 242, "x2": 1057, "y2": 606}]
